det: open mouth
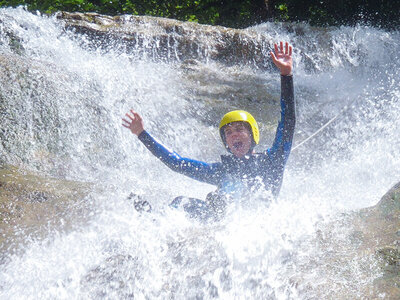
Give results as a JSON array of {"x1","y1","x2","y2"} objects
[{"x1": 233, "y1": 141, "x2": 243, "y2": 149}]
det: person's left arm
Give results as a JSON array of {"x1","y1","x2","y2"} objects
[
  {"x1": 267, "y1": 42, "x2": 296, "y2": 177},
  {"x1": 267, "y1": 74, "x2": 295, "y2": 165}
]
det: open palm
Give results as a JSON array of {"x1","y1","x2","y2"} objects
[{"x1": 270, "y1": 41, "x2": 293, "y2": 76}]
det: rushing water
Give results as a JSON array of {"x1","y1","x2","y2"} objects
[{"x1": 0, "y1": 7, "x2": 399, "y2": 299}]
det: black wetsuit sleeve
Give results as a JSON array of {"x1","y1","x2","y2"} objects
[
  {"x1": 266, "y1": 75, "x2": 295, "y2": 195},
  {"x1": 137, "y1": 131, "x2": 221, "y2": 186}
]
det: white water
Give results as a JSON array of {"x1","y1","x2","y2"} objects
[{"x1": 0, "y1": 7, "x2": 399, "y2": 299}]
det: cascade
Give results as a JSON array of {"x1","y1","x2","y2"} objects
[{"x1": 0, "y1": 7, "x2": 399, "y2": 299}]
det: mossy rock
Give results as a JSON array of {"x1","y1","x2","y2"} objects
[{"x1": 376, "y1": 246, "x2": 400, "y2": 274}]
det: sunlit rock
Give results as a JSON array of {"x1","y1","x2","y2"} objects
[{"x1": 56, "y1": 11, "x2": 274, "y2": 68}]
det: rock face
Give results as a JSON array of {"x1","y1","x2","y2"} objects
[
  {"x1": 332, "y1": 183, "x2": 400, "y2": 298},
  {"x1": 284, "y1": 182, "x2": 400, "y2": 299},
  {"x1": 56, "y1": 12, "x2": 274, "y2": 68},
  {"x1": 0, "y1": 165, "x2": 91, "y2": 259},
  {"x1": 367, "y1": 183, "x2": 400, "y2": 297}
]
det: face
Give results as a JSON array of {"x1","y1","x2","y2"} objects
[{"x1": 224, "y1": 122, "x2": 253, "y2": 158}]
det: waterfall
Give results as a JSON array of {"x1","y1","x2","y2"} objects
[{"x1": 0, "y1": 6, "x2": 399, "y2": 299}]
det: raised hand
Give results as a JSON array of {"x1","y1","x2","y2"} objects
[
  {"x1": 270, "y1": 41, "x2": 293, "y2": 76},
  {"x1": 122, "y1": 109, "x2": 144, "y2": 136}
]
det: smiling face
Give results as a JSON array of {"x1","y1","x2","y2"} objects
[{"x1": 223, "y1": 122, "x2": 253, "y2": 158}]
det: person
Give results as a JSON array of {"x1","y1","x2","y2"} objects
[{"x1": 122, "y1": 41, "x2": 295, "y2": 221}]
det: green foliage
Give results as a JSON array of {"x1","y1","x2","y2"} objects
[
  {"x1": 277, "y1": 3, "x2": 289, "y2": 21},
  {"x1": 276, "y1": 0, "x2": 399, "y2": 29},
  {"x1": 0, "y1": 0, "x2": 398, "y2": 29}
]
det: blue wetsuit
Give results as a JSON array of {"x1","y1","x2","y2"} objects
[{"x1": 138, "y1": 75, "x2": 294, "y2": 198}]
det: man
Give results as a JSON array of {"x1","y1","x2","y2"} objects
[{"x1": 123, "y1": 41, "x2": 295, "y2": 221}]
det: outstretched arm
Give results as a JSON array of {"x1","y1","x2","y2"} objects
[
  {"x1": 122, "y1": 110, "x2": 221, "y2": 186},
  {"x1": 267, "y1": 42, "x2": 295, "y2": 195}
]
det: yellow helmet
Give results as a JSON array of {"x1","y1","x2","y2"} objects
[{"x1": 219, "y1": 110, "x2": 259, "y2": 148}]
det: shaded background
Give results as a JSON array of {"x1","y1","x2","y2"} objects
[{"x1": 1, "y1": 0, "x2": 399, "y2": 30}]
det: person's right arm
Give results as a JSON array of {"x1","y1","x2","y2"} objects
[{"x1": 122, "y1": 110, "x2": 221, "y2": 186}]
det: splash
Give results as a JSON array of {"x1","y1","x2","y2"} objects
[{"x1": 0, "y1": 7, "x2": 399, "y2": 299}]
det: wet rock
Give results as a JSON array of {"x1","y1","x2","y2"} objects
[
  {"x1": 288, "y1": 181, "x2": 400, "y2": 299},
  {"x1": 0, "y1": 165, "x2": 91, "y2": 256},
  {"x1": 376, "y1": 246, "x2": 400, "y2": 270},
  {"x1": 81, "y1": 254, "x2": 140, "y2": 299},
  {"x1": 56, "y1": 12, "x2": 273, "y2": 68},
  {"x1": 345, "y1": 182, "x2": 400, "y2": 297}
]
